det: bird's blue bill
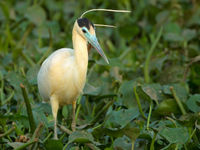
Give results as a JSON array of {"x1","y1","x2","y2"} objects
[{"x1": 83, "y1": 28, "x2": 109, "y2": 64}]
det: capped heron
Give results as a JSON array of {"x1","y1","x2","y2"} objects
[{"x1": 37, "y1": 9, "x2": 130, "y2": 139}]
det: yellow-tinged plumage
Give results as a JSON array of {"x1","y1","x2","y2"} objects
[{"x1": 37, "y1": 18, "x2": 108, "y2": 139}]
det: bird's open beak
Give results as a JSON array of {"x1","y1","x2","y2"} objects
[{"x1": 85, "y1": 34, "x2": 109, "y2": 64}]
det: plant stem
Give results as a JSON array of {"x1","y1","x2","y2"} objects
[
  {"x1": 0, "y1": 73, "x2": 4, "y2": 104},
  {"x1": 75, "y1": 104, "x2": 81, "y2": 121},
  {"x1": 18, "y1": 24, "x2": 34, "y2": 47},
  {"x1": 133, "y1": 86, "x2": 147, "y2": 119},
  {"x1": 20, "y1": 84, "x2": 36, "y2": 134},
  {"x1": 188, "y1": 127, "x2": 196, "y2": 142},
  {"x1": 144, "y1": 27, "x2": 163, "y2": 83},
  {"x1": 131, "y1": 141, "x2": 134, "y2": 150},
  {"x1": 170, "y1": 86, "x2": 186, "y2": 115},
  {"x1": 85, "y1": 143, "x2": 99, "y2": 150},
  {"x1": 147, "y1": 102, "x2": 153, "y2": 130},
  {"x1": 32, "y1": 123, "x2": 44, "y2": 139},
  {"x1": 0, "y1": 124, "x2": 15, "y2": 138},
  {"x1": 15, "y1": 139, "x2": 38, "y2": 150},
  {"x1": 92, "y1": 123, "x2": 102, "y2": 130},
  {"x1": 42, "y1": 132, "x2": 53, "y2": 143},
  {"x1": 90, "y1": 100, "x2": 114, "y2": 125},
  {"x1": 30, "y1": 123, "x2": 44, "y2": 150},
  {"x1": 75, "y1": 96, "x2": 82, "y2": 121},
  {"x1": 175, "y1": 144, "x2": 179, "y2": 150},
  {"x1": 58, "y1": 124, "x2": 72, "y2": 135},
  {"x1": 166, "y1": 116, "x2": 177, "y2": 127},
  {"x1": 63, "y1": 143, "x2": 69, "y2": 150},
  {"x1": 184, "y1": 144, "x2": 188, "y2": 150},
  {"x1": 2, "y1": 90, "x2": 14, "y2": 105},
  {"x1": 21, "y1": 52, "x2": 35, "y2": 67},
  {"x1": 119, "y1": 47, "x2": 132, "y2": 61},
  {"x1": 150, "y1": 132, "x2": 157, "y2": 150}
]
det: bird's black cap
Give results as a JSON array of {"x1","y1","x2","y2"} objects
[{"x1": 77, "y1": 18, "x2": 94, "y2": 30}]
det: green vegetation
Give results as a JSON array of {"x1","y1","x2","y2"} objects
[{"x1": 1, "y1": 0, "x2": 200, "y2": 149}]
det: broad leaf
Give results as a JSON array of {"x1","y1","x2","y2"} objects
[
  {"x1": 113, "y1": 136, "x2": 132, "y2": 150},
  {"x1": 186, "y1": 94, "x2": 200, "y2": 113},
  {"x1": 154, "y1": 99, "x2": 180, "y2": 116},
  {"x1": 68, "y1": 131, "x2": 95, "y2": 144},
  {"x1": 118, "y1": 80, "x2": 137, "y2": 108},
  {"x1": 159, "y1": 127, "x2": 189, "y2": 144},
  {"x1": 105, "y1": 108, "x2": 139, "y2": 129},
  {"x1": 44, "y1": 139, "x2": 63, "y2": 150},
  {"x1": 25, "y1": 5, "x2": 46, "y2": 26}
]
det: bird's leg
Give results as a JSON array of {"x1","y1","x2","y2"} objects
[
  {"x1": 50, "y1": 95, "x2": 59, "y2": 139},
  {"x1": 71, "y1": 101, "x2": 77, "y2": 132}
]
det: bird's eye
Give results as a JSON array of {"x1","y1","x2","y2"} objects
[{"x1": 82, "y1": 29, "x2": 86, "y2": 33}]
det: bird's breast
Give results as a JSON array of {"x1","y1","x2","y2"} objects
[{"x1": 49, "y1": 57, "x2": 87, "y2": 105}]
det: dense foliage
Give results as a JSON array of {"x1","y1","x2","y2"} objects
[{"x1": 0, "y1": 0, "x2": 200, "y2": 149}]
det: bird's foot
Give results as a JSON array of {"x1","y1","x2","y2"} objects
[
  {"x1": 54, "y1": 134, "x2": 58, "y2": 140},
  {"x1": 54, "y1": 122, "x2": 58, "y2": 139}
]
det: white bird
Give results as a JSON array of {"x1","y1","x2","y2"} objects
[{"x1": 37, "y1": 17, "x2": 109, "y2": 139}]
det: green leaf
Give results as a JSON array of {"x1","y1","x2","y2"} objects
[
  {"x1": 113, "y1": 136, "x2": 132, "y2": 150},
  {"x1": 44, "y1": 139, "x2": 63, "y2": 150},
  {"x1": 6, "y1": 72, "x2": 24, "y2": 90},
  {"x1": 119, "y1": 24, "x2": 140, "y2": 40},
  {"x1": 26, "y1": 65, "x2": 39, "y2": 85},
  {"x1": 68, "y1": 131, "x2": 95, "y2": 144},
  {"x1": 178, "y1": 113, "x2": 199, "y2": 127},
  {"x1": 62, "y1": 105, "x2": 68, "y2": 118},
  {"x1": 109, "y1": 58, "x2": 124, "y2": 67},
  {"x1": 159, "y1": 65, "x2": 185, "y2": 84},
  {"x1": 163, "y1": 22, "x2": 183, "y2": 42},
  {"x1": 156, "y1": 10, "x2": 169, "y2": 24},
  {"x1": 163, "y1": 83, "x2": 188, "y2": 102},
  {"x1": 142, "y1": 85, "x2": 158, "y2": 100},
  {"x1": 25, "y1": 5, "x2": 46, "y2": 26},
  {"x1": 140, "y1": 84, "x2": 161, "y2": 104},
  {"x1": 186, "y1": 94, "x2": 200, "y2": 113},
  {"x1": 33, "y1": 21, "x2": 60, "y2": 39},
  {"x1": 123, "y1": 127, "x2": 140, "y2": 142},
  {"x1": 0, "y1": 1, "x2": 10, "y2": 20},
  {"x1": 118, "y1": 80, "x2": 137, "y2": 108},
  {"x1": 159, "y1": 127, "x2": 189, "y2": 144},
  {"x1": 140, "y1": 129, "x2": 155, "y2": 140},
  {"x1": 187, "y1": 9, "x2": 200, "y2": 26},
  {"x1": 150, "y1": 55, "x2": 168, "y2": 72},
  {"x1": 32, "y1": 103, "x2": 52, "y2": 128},
  {"x1": 136, "y1": 84, "x2": 161, "y2": 104},
  {"x1": 0, "y1": 115, "x2": 29, "y2": 128},
  {"x1": 164, "y1": 22, "x2": 181, "y2": 34},
  {"x1": 182, "y1": 29, "x2": 196, "y2": 41},
  {"x1": 105, "y1": 108, "x2": 139, "y2": 129},
  {"x1": 93, "y1": 124, "x2": 140, "y2": 142},
  {"x1": 83, "y1": 83, "x2": 101, "y2": 96},
  {"x1": 7, "y1": 142, "x2": 24, "y2": 149},
  {"x1": 164, "y1": 33, "x2": 184, "y2": 42},
  {"x1": 154, "y1": 99, "x2": 180, "y2": 116},
  {"x1": 6, "y1": 72, "x2": 25, "y2": 99},
  {"x1": 33, "y1": 24, "x2": 49, "y2": 38}
]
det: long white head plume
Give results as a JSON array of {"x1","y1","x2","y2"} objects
[
  {"x1": 80, "y1": 9, "x2": 131, "y2": 18},
  {"x1": 80, "y1": 9, "x2": 131, "y2": 28},
  {"x1": 94, "y1": 24, "x2": 117, "y2": 28}
]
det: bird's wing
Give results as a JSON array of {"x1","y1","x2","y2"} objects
[{"x1": 37, "y1": 48, "x2": 74, "y2": 101}]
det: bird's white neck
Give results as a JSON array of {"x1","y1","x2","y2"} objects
[{"x1": 72, "y1": 28, "x2": 88, "y2": 72}]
